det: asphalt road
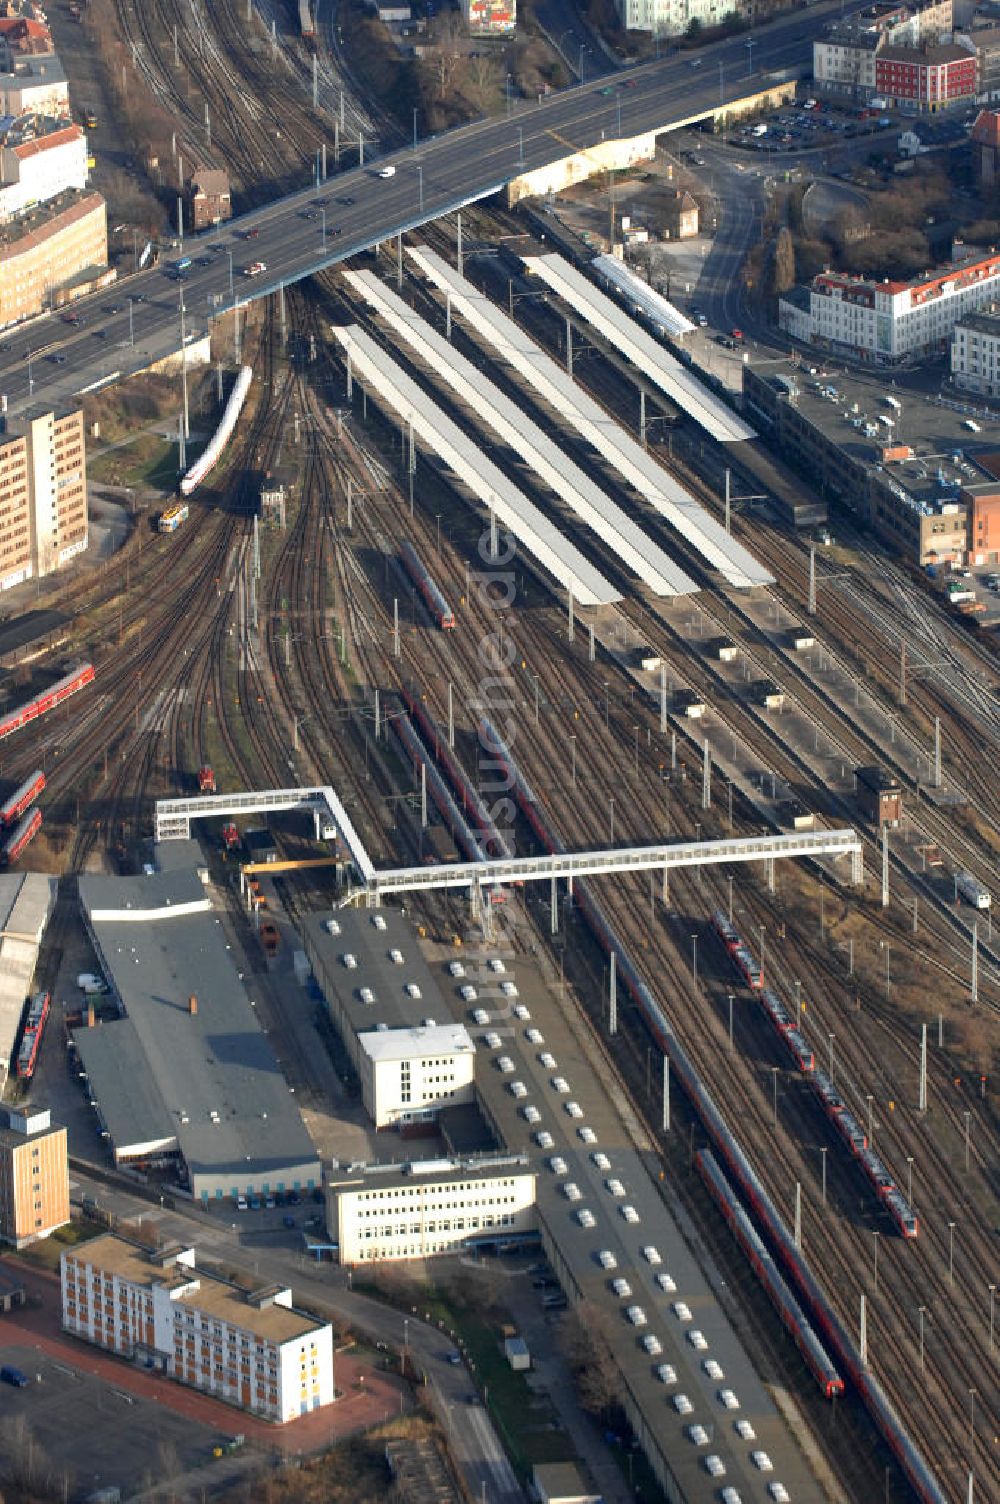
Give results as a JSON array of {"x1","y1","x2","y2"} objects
[
  {"x1": 2, "y1": 0, "x2": 858, "y2": 419},
  {"x1": 69, "y1": 1165, "x2": 522, "y2": 1504}
]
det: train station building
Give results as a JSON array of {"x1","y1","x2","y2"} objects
[{"x1": 72, "y1": 871, "x2": 320, "y2": 1202}]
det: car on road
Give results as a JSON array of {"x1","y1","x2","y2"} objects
[
  {"x1": 378, "y1": 165, "x2": 396, "y2": 178},
  {"x1": 197, "y1": 255, "x2": 213, "y2": 265},
  {"x1": 599, "y1": 85, "x2": 614, "y2": 95},
  {"x1": 247, "y1": 227, "x2": 260, "y2": 238},
  {"x1": 1, "y1": 1366, "x2": 29, "y2": 1387},
  {"x1": 300, "y1": 209, "x2": 319, "y2": 219},
  {"x1": 244, "y1": 261, "x2": 267, "y2": 277},
  {"x1": 338, "y1": 195, "x2": 355, "y2": 205},
  {"x1": 49, "y1": 353, "x2": 67, "y2": 363},
  {"x1": 445, "y1": 1350, "x2": 461, "y2": 1364},
  {"x1": 624, "y1": 77, "x2": 638, "y2": 87}
]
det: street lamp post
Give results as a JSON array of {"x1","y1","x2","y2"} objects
[
  {"x1": 828, "y1": 1032, "x2": 835, "y2": 1082},
  {"x1": 948, "y1": 1221, "x2": 956, "y2": 1286},
  {"x1": 728, "y1": 992, "x2": 734, "y2": 1051},
  {"x1": 691, "y1": 934, "x2": 698, "y2": 984},
  {"x1": 320, "y1": 205, "x2": 327, "y2": 250},
  {"x1": 771, "y1": 1065, "x2": 779, "y2": 1127},
  {"x1": 578, "y1": 43, "x2": 587, "y2": 80},
  {"x1": 872, "y1": 1230, "x2": 879, "y2": 1291},
  {"x1": 517, "y1": 126, "x2": 524, "y2": 169},
  {"x1": 569, "y1": 734, "x2": 577, "y2": 788},
  {"x1": 609, "y1": 797, "x2": 615, "y2": 846},
  {"x1": 226, "y1": 247, "x2": 235, "y2": 301},
  {"x1": 413, "y1": 106, "x2": 418, "y2": 150},
  {"x1": 128, "y1": 297, "x2": 135, "y2": 347},
  {"x1": 906, "y1": 1155, "x2": 914, "y2": 1206},
  {"x1": 989, "y1": 1284, "x2": 996, "y2": 1354},
  {"x1": 820, "y1": 1145, "x2": 827, "y2": 1206},
  {"x1": 416, "y1": 164, "x2": 424, "y2": 214}
]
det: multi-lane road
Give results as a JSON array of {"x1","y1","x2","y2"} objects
[{"x1": 3, "y1": 0, "x2": 855, "y2": 418}]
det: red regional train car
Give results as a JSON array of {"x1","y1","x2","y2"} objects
[
  {"x1": 2, "y1": 806, "x2": 41, "y2": 863},
  {"x1": 400, "y1": 541, "x2": 455, "y2": 630},
  {"x1": 0, "y1": 770, "x2": 45, "y2": 826},
  {"x1": 0, "y1": 664, "x2": 94, "y2": 741}
]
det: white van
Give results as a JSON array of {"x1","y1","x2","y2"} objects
[{"x1": 378, "y1": 165, "x2": 396, "y2": 178}]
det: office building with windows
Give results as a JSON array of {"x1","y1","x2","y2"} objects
[{"x1": 61, "y1": 1236, "x2": 334, "y2": 1421}]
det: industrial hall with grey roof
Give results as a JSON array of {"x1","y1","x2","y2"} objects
[{"x1": 73, "y1": 870, "x2": 319, "y2": 1201}]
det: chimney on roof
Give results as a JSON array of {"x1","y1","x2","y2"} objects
[{"x1": 188, "y1": 994, "x2": 198, "y2": 1016}]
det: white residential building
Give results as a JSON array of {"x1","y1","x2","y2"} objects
[
  {"x1": 61, "y1": 1236, "x2": 334, "y2": 1422},
  {"x1": 358, "y1": 1023, "x2": 476, "y2": 1129},
  {"x1": 779, "y1": 252, "x2": 1000, "y2": 362},
  {"x1": 327, "y1": 1158, "x2": 537, "y2": 1263},
  {"x1": 0, "y1": 122, "x2": 87, "y2": 220},
  {"x1": 616, "y1": 0, "x2": 736, "y2": 36},
  {"x1": 951, "y1": 310, "x2": 1000, "y2": 396},
  {"x1": 0, "y1": 55, "x2": 69, "y2": 116}
]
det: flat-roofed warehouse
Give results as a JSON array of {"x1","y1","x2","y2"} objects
[
  {"x1": 301, "y1": 908, "x2": 476, "y2": 1130},
  {"x1": 73, "y1": 871, "x2": 320, "y2": 1202}
]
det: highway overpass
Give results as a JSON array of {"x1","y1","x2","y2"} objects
[{"x1": 0, "y1": 0, "x2": 850, "y2": 417}]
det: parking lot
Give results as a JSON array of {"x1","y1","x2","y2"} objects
[{"x1": 0, "y1": 1341, "x2": 220, "y2": 1501}]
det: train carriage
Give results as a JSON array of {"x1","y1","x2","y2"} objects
[
  {"x1": 0, "y1": 770, "x2": 44, "y2": 826},
  {"x1": 3, "y1": 806, "x2": 41, "y2": 864},
  {"x1": 400, "y1": 541, "x2": 455, "y2": 630},
  {"x1": 0, "y1": 663, "x2": 94, "y2": 741}
]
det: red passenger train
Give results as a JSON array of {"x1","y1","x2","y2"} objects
[
  {"x1": 0, "y1": 770, "x2": 45, "y2": 826},
  {"x1": 16, "y1": 990, "x2": 50, "y2": 1079},
  {"x1": 479, "y1": 713, "x2": 941, "y2": 1502},
  {"x1": 0, "y1": 664, "x2": 94, "y2": 741},
  {"x1": 711, "y1": 910, "x2": 917, "y2": 1239},
  {"x1": 400, "y1": 541, "x2": 455, "y2": 630},
  {"x1": 3, "y1": 806, "x2": 41, "y2": 864}
]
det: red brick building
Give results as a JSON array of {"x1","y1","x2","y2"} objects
[{"x1": 875, "y1": 41, "x2": 976, "y2": 109}]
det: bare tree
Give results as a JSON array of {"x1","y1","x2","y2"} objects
[
  {"x1": 559, "y1": 1302, "x2": 621, "y2": 1419},
  {"x1": 422, "y1": 12, "x2": 465, "y2": 103}
]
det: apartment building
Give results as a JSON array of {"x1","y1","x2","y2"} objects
[
  {"x1": 327, "y1": 1158, "x2": 536, "y2": 1263},
  {"x1": 0, "y1": 407, "x2": 87, "y2": 590},
  {"x1": 952, "y1": 309, "x2": 1000, "y2": 395},
  {"x1": 779, "y1": 251, "x2": 1000, "y2": 363},
  {"x1": 874, "y1": 40, "x2": 976, "y2": 108},
  {"x1": 813, "y1": 0, "x2": 953, "y2": 98},
  {"x1": 0, "y1": 121, "x2": 88, "y2": 219},
  {"x1": 0, "y1": 1105, "x2": 69, "y2": 1248},
  {"x1": 0, "y1": 188, "x2": 107, "y2": 327},
  {"x1": 461, "y1": 0, "x2": 515, "y2": 33},
  {"x1": 614, "y1": 0, "x2": 737, "y2": 36},
  {"x1": 61, "y1": 1236, "x2": 334, "y2": 1421}
]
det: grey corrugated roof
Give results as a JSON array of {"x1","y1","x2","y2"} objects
[
  {"x1": 80, "y1": 869, "x2": 206, "y2": 915},
  {"x1": 74, "y1": 1019, "x2": 176, "y2": 1156},
  {"x1": 75, "y1": 874, "x2": 318, "y2": 1184}
]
